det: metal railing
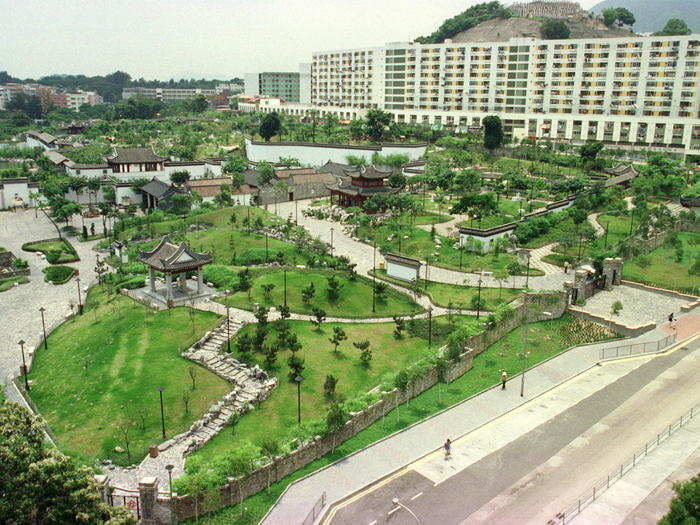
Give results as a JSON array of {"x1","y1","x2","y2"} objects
[
  {"x1": 301, "y1": 491, "x2": 326, "y2": 525},
  {"x1": 549, "y1": 404, "x2": 697, "y2": 525},
  {"x1": 598, "y1": 333, "x2": 676, "y2": 361}
]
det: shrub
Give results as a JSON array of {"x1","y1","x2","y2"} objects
[
  {"x1": 45, "y1": 249, "x2": 62, "y2": 264},
  {"x1": 42, "y1": 265, "x2": 75, "y2": 284},
  {"x1": 612, "y1": 300, "x2": 623, "y2": 315},
  {"x1": 113, "y1": 275, "x2": 146, "y2": 291},
  {"x1": 12, "y1": 258, "x2": 28, "y2": 270}
]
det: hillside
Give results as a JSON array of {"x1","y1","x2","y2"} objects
[
  {"x1": 590, "y1": 0, "x2": 698, "y2": 33},
  {"x1": 451, "y1": 14, "x2": 633, "y2": 42}
]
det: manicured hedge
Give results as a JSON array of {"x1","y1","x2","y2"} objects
[{"x1": 42, "y1": 265, "x2": 76, "y2": 284}]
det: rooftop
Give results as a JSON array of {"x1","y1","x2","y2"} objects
[
  {"x1": 105, "y1": 147, "x2": 169, "y2": 165},
  {"x1": 138, "y1": 235, "x2": 212, "y2": 272}
]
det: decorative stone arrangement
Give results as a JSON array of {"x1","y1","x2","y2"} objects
[{"x1": 161, "y1": 318, "x2": 277, "y2": 456}]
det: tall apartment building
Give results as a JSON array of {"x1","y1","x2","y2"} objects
[
  {"x1": 244, "y1": 68, "x2": 310, "y2": 103},
  {"x1": 245, "y1": 35, "x2": 700, "y2": 157}
]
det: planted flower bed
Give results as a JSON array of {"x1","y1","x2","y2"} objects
[
  {"x1": 42, "y1": 265, "x2": 77, "y2": 284},
  {"x1": 22, "y1": 238, "x2": 79, "y2": 264}
]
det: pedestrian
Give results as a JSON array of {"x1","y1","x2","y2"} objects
[
  {"x1": 501, "y1": 370, "x2": 508, "y2": 390},
  {"x1": 668, "y1": 312, "x2": 676, "y2": 329},
  {"x1": 443, "y1": 438, "x2": 451, "y2": 459},
  {"x1": 563, "y1": 261, "x2": 569, "y2": 274}
]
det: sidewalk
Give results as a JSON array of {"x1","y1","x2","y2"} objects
[{"x1": 261, "y1": 322, "x2": 690, "y2": 524}]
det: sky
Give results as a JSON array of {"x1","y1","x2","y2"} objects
[{"x1": 1, "y1": 0, "x2": 600, "y2": 80}]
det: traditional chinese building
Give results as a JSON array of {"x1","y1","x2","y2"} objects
[
  {"x1": 105, "y1": 147, "x2": 168, "y2": 173},
  {"x1": 138, "y1": 235, "x2": 212, "y2": 306},
  {"x1": 329, "y1": 165, "x2": 398, "y2": 209}
]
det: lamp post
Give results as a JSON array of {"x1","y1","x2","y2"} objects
[
  {"x1": 476, "y1": 274, "x2": 483, "y2": 319},
  {"x1": 294, "y1": 375, "x2": 304, "y2": 424},
  {"x1": 39, "y1": 307, "x2": 47, "y2": 350},
  {"x1": 157, "y1": 386, "x2": 166, "y2": 439},
  {"x1": 520, "y1": 310, "x2": 551, "y2": 397},
  {"x1": 75, "y1": 277, "x2": 83, "y2": 315},
  {"x1": 372, "y1": 241, "x2": 377, "y2": 313},
  {"x1": 525, "y1": 250, "x2": 531, "y2": 289},
  {"x1": 428, "y1": 307, "x2": 433, "y2": 349},
  {"x1": 165, "y1": 463, "x2": 175, "y2": 525},
  {"x1": 18, "y1": 340, "x2": 29, "y2": 391},
  {"x1": 459, "y1": 243, "x2": 464, "y2": 268},
  {"x1": 225, "y1": 291, "x2": 231, "y2": 353},
  {"x1": 283, "y1": 267, "x2": 288, "y2": 307},
  {"x1": 264, "y1": 230, "x2": 269, "y2": 261}
]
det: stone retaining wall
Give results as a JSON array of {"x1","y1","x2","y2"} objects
[
  {"x1": 566, "y1": 307, "x2": 655, "y2": 337},
  {"x1": 170, "y1": 291, "x2": 569, "y2": 522}
]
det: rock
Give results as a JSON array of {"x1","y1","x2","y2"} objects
[{"x1": 114, "y1": 446, "x2": 125, "y2": 453}]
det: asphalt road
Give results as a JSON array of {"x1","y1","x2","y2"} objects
[{"x1": 327, "y1": 338, "x2": 699, "y2": 525}]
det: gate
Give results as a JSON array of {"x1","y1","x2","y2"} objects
[{"x1": 108, "y1": 490, "x2": 141, "y2": 519}]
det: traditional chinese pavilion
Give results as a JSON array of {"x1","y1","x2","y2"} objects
[
  {"x1": 105, "y1": 147, "x2": 168, "y2": 173},
  {"x1": 329, "y1": 165, "x2": 398, "y2": 209},
  {"x1": 138, "y1": 235, "x2": 212, "y2": 305}
]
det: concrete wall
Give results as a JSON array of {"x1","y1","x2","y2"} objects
[
  {"x1": 245, "y1": 137, "x2": 427, "y2": 166},
  {"x1": 386, "y1": 261, "x2": 419, "y2": 281},
  {"x1": 459, "y1": 229, "x2": 511, "y2": 253},
  {"x1": 115, "y1": 186, "x2": 142, "y2": 207},
  {"x1": 0, "y1": 180, "x2": 32, "y2": 209}
]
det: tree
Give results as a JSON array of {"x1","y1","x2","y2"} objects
[
  {"x1": 326, "y1": 275, "x2": 343, "y2": 301},
  {"x1": 326, "y1": 402, "x2": 348, "y2": 432},
  {"x1": 659, "y1": 474, "x2": 700, "y2": 525},
  {"x1": 579, "y1": 141, "x2": 604, "y2": 164},
  {"x1": 354, "y1": 340, "x2": 372, "y2": 367},
  {"x1": 323, "y1": 374, "x2": 338, "y2": 398},
  {"x1": 654, "y1": 18, "x2": 691, "y2": 36},
  {"x1": 311, "y1": 306, "x2": 326, "y2": 329},
  {"x1": 482, "y1": 116, "x2": 504, "y2": 153},
  {"x1": 301, "y1": 282, "x2": 315, "y2": 304},
  {"x1": 540, "y1": 19, "x2": 570, "y2": 39},
  {"x1": 237, "y1": 267, "x2": 252, "y2": 293},
  {"x1": 170, "y1": 170, "x2": 191, "y2": 186},
  {"x1": 169, "y1": 193, "x2": 191, "y2": 215},
  {"x1": 6, "y1": 93, "x2": 44, "y2": 119},
  {"x1": 236, "y1": 332, "x2": 252, "y2": 355},
  {"x1": 393, "y1": 316, "x2": 405, "y2": 339},
  {"x1": 257, "y1": 161, "x2": 276, "y2": 186},
  {"x1": 261, "y1": 283, "x2": 275, "y2": 300},
  {"x1": 190, "y1": 94, "x2": 208, "y2": 113},
  {"x1": 328, "y1": 326, "x2": 347, "y2": 353},
  {"x1": 260, "y1": 112, "x2": 281, "y2": 141},
  {"x1": 374, "y1": 282, "x2": 387, "y2": 303},
  {"x1": 0, "y1": 402, "x2": 133, "y2": 524},
  {"x1": 365, "y1": 109, "x2": 393, "y2": 142},
  {"x1": 603, "y1": 7, "x2": 635, "y2": 27},
  {"x1": 286, "y1": 354, "x2": 305, "y2": 381}
]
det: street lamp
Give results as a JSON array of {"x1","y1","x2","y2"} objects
[
  {"x1": 391, "y1": 498, "x2": 420, "y2": 523},
  {"x1": 520, "y1": 310, "x2": 551, "y2": 397},
  {"x1": 18, "y1": 340, "x2": 29, "y2": 391},
  {"x1": 283, "y1": 267, "x2": 288, "y2": 307},
  {"x1": 372, "y1": 241, "x2": 377, "y2": 313},
  {"x1": 428, "y1": 307, "x2": 433, "y2": 349},
  {"x1": 39, "y1": 307, "x2": 47, "y2": 350},
  {"x1": 75, "y1": 277, "x2": 83, "y2": 315},
  {"x1": 476, "y1": 274, "x2": 483, "y2": 319},
  {"x1": 524, "y1": 250, "x2": 532, "y2": 289},
  {"x1": 165, "y1": 463, "x2": 175, "y2": 525},
  {"x1": 225, "y1": 291, "x2": 231, "y2": 353},
  {"x1": 294, "y1": 375, "x2": 304, "y2": 424},
  {"x1": 157, "y1": 386, "x2": 166, "y2": 438}
]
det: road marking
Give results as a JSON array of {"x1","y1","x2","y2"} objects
[
  {"x1": 387, "y1": 506, "x2": 399, "y2": 516},
  {"x1": 411, "y1": 492, "x2": 423, "y2": 500},
  {"x1": 368, "y1": 521, "x2": 377, "y2": 525}
]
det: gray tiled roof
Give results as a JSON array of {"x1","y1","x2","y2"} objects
[{"x1": 105, "y1": 147, "x2": 168, "y2": 164}]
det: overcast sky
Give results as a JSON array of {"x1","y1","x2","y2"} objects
[{"x1": 2, "y1": 0, "x2": 599, "y2": 80}]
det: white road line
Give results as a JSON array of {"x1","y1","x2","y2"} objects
[
  {"x1": 411, "y1": 492, "x2": 423, "y2": 501},
  {"x1": 387, "y1": 507, "x2": 400, "y2": 516},
  {"x1": 368, "y1": 521, "x2": 377, "y2": 525}
]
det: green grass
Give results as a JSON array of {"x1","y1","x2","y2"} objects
[
  {"x1": 22, "y1": 238, "x2": 79, "y2": 263},
  {"x1": 622, "y1": 232, "x2": 699, "y2": 294},
  {"x1": 0, "y1": 275, "x2": 29, "y2": 292},
  {"x1": 355, "y1": 222, "x2": 538, "y2": 275},
  {"x1": 411, "y1": 211, "x2": 453, "y2": 225},
  {"x1": 191, "y1": 317, "x2": 460, "y2": 463},
  {"x1": 215, "y1": 268, "x2": 423, "y2": 318},
  {"x1": 187, "y1": 313, "x2": 618, "y2": 524},
  {"x1": 28, "y1": 286, "x2": 227, "y2": 466},
  {"x1": 458, "y1": 199, "x2": 546, "y2": 230},
  {"x1": 42, "y1": 265, "x2": 76, "y2": 284},
  {"x1": 374, "y1": 270, "x2": 522, "y2": 311}
]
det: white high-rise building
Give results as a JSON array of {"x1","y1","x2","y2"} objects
[{"x1": 243, "y1": 34, "x2": 700, "y2": 157}]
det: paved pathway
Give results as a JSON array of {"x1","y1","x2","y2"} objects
[
  {"x1": 528, "y1": 242, "x2": 563, "y2": 275},
  {"x1": 261, "y1": 311, "x2": 698, "y2": 524},
  {"x1": 0, "y1": 209, "x2": 102, "y2": 397},
  {"x1": 273, "y1": 200, "x2": 572, "y2": 291},
  {"x1": 588, "y1": 212, "x2": 606, "y2": 237},
  {"x1": 416, "y1": 213, "x2": 469, "y2": 237}
]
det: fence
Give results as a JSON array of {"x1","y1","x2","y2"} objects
[
  {"x1": 549, "y1": 404, "x2": 697, "y2": 525},
  {"x1": 301, "y1": 491, "x2": 326, "y2": 525},
  {"x1": 598, "y1": 333, "x2": 676, "y2": 361}
]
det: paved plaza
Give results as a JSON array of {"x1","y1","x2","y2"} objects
[{"x1": 0, "y1": 209, "x2": 102, "y2": 400}]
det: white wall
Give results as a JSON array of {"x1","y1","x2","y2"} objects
[
  {"x1": 199, "y1": 193, "x2": 251, "y2": 206},
  {"x1": 386, "y1": 261, "x2": 419, "y2": 281},
  {"x1": 0, "y1": 180, "x2": 31, "y2": 209},
  {"x1": 459, "y1": 230, "x2": 511, "y2": 253},
  {"x1": 25, "y1": 136, "x2": 54, "y2": 151},
  {"x1": 245, "y1": 137, "x2": 427, "y2": 166},
  {"x1": 115, "y1": 186, "x2": 141, "y2": 207},
  {"x1": 244, "y1": 73, "x2": 259, "y2": 96}
]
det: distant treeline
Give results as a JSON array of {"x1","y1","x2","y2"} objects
[{"x1": 0, "y1": 71, "x2": 243, "y2": 103}]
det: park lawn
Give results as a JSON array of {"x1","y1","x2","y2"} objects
[
  {"x1": 27, "y1": 286, "x2": 228, "y2": 466},
  {"x1": 215, "y1": 268, "x2": 423, "y2": 318},
  {"x1": 411, "y1": 211, "x2": 453, "y2": 225},
  {"x1": 622, "y1": 232, "x2": 699, "y2": 294},
  {"x1": 186, "y1": 229, "x2": 302, "y2": 266},
  {"x1": 458, "y1": 199, "x2": 546, "y2": 230},
  {"x1": 192, "y1": 318, "x2": 453, "y2": 462},
  {"x1": 497, "y1": 157, "x2": 591, "y2": 179},
  {"x1": 188, "y1": 313, "x2": 617, "y2": 525},
  {"x1": 356, "y1": 222, "x2": 538, "y2": 275},
  {"x1": 374, "y1": 269, "x2": 521, "y2": 311},
  {"x1": 22, "y1": 238, "x2": 79, "y2": 263},
  {"x1": 0, "y1": 275, "x2": 29, "y2": 292}
]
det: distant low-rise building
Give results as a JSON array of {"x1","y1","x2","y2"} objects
[{"x1": 122, "y1": 86, "x2": 216, "y2": 102}]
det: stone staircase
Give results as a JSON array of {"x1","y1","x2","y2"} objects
[{"x1": 158, "y1": 317, "x2": 277, "y2": 456}]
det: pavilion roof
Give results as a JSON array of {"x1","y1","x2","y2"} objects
[
  {"x1": 138, "y1": 235, "x2": 212, "y2": 272},
  {"x1": 342, "y1": 165, "x2": 393, "y2": 180},
  {"x1": 105, "y1": 147, "x2": 168, "y2": 164}
]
